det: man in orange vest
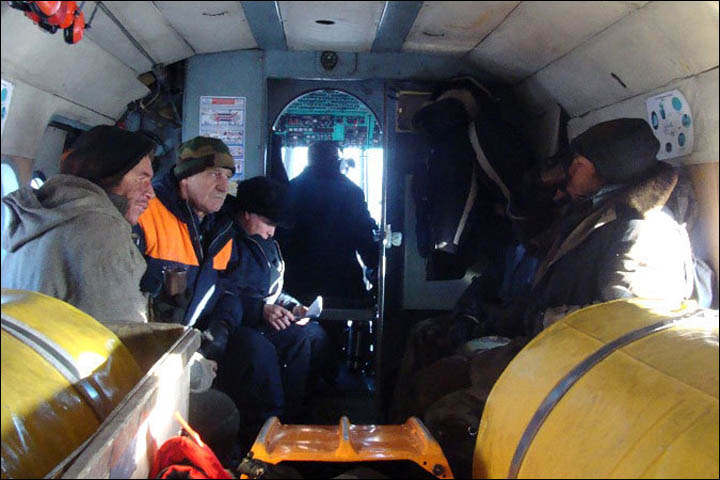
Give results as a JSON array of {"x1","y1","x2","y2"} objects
[
  {"x1": 135, "y1": 136, "x2": 235, "y2": 327},
  {"x1": 134, "y1": 137, "x2": 241, "y2": 460}
]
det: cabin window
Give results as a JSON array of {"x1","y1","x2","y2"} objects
[
  {"x1": 1, "y1": 162, "x2": 20, "y2": 264},
  {"x1": 30, "y1": 170, "x2": 46, "y2": 189}
]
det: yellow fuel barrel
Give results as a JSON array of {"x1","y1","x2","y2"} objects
[
  {"x1": 473, "y1": 298, "x2": 719, "y2": 479},
  {"x1": 1, "y1": 289, "x2": 143, "y2": 479}
]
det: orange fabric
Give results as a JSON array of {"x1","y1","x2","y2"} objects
[
  {"x1": 213, "y1": 240, "x2": 233, "y2": 271},
  {"x1": 150, "y1": 436, "x2": 231, "y2": 479},
  {"x1": 138, "y1": 198, "x2": 233, "y2": 271},
  {"x1": 138, "y1": 198, "x2": 199, "y2": 266}
]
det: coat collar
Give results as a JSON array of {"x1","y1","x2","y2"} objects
[{"x1": 534, "y1": 162, "x2": 678, "y2": 287}]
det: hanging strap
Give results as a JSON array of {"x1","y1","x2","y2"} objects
[{"x1": 468, "y1": 122, "x2": 511, "y2": 202}]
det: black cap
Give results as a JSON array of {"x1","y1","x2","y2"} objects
[
  {"x1": 60, "y1": 125, "x2": 155, "y2": 187},
  {"x1": 570, "y1": 118, "x2": 660, "y2": 184},
  {"x1": 235, "y1": 176, "x2": 289, "y2": 226}
]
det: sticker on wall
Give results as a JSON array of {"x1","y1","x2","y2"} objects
[
  {"x1": 1, "y1": 79, "x2": 14, "y2": 140},
  {"x1": 199, "y1": 96, "x2": 246, "y2": 180},
  {"x1": 646, "y1": 89, "x2": 693, "y2": 160}
]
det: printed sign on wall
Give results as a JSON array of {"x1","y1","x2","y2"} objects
[
  {"x1": 199, "y1": 96, "x2": 246, "y2": 180},
  {"x1": 646, "y1": 89, "x2": 694, "y2": 160}
]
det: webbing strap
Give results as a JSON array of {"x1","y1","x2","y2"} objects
[{"x1": 468, "y1": 122, "x2": 511, "y2": 202}]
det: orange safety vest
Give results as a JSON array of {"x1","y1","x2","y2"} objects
[{"x1": 138, "y1": 197, "x2": 232, "y2": 271}]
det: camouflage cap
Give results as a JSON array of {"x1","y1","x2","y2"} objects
[{"x1": 174, "y1": 136, "x2": 234, "y2": 180}]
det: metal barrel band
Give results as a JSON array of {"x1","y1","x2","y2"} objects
[
  {"x1": 508, "y1": 309, "x2": 705, "y2": 479},
  {"x1": 1, "y1": 313, "x2": 109, "y2": 423}
]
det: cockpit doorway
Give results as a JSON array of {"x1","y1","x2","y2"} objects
[{"x1": 266, "y1": 80, "x2": 387, "y2": 423}]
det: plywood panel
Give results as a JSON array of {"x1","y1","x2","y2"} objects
[
  {"x1": 1, "y1": 8, "x2": 149, "y2": 119},
  {"x1": 404, "y1": 1, "x2": 519, "y2": 55},
  {"x1": 566, "y1": 68, "x2": 718, "y2": 167},
  {"x1": 84, "y1": 1, "x2": 154, "y2": 74},
  {"x1": 521, "y1": 1, "x2": 719, "y2": 117},
  {"x1": 101, "y1": 1, "x2": 194, "y2": 66},
  {"x1": 279, "y1": 1, "x2": 385, "y2": 52},
  {"x1": 468, "y1": 1, "x2": 647, "y2": 82},
  {"x1": 0, "y1": 79, "x2": 113, "y2": 159},
  {"x1": 156, "y1": 1, "x2": 257, "y2": 54}
]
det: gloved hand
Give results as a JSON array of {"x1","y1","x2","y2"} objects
[
  {"x1": 152, "y1": 291, "x2": 190, "y2": 324},
  {"x1": 199, "y1": 321, "x2": 231, "y2": 362},
  {"x1": 189, "y1": 352, "x2": 217, "y2": 393}
]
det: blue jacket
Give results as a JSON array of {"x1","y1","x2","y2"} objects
[
  {"x1": 200, "y1": 218, "x2": 302, "y2": 360},
  {"x1": 134, "y1": 169, "x2": 234, "y2": 326},
  {"x1": 220, "y1": 223, "x2": 301, "y2": 327}
]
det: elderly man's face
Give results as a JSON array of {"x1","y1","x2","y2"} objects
[
  {"x1": 181, "y1": 167, "x2": 232, "y2": 217},
  {"x1": 111, "y1": 155, "x2": 155, "y2": 225},
  {"x1": 562, "y1": 154, "x2": 605, "y2": 201}
]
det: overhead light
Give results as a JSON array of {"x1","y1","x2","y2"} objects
[{"x1": 320, "y1": 51, "x2": 339, "y2": 71}]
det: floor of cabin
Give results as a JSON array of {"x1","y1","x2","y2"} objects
[{"x1": 303, "y1": 362, "x2": 379, "y2": 425}]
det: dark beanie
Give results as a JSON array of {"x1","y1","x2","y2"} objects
[
  {"x1": 60, "y1": 125, "x2": 156, "y2": 187},
  {"x1": 235, "y1": 176, "x2": 288, "y2": 225},
  {"x1": 174, "y1": 136, "x2": 234, "y2": 180},
  {"x1": 570, "y1": 118, "x2": 660, "y2": 184},
  {"x1": 308, "y1": 141, "x2": 341, "y2": 170}
]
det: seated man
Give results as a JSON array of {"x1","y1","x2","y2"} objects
[
  {"x1": 203, "y1": 176, "x2": 333, "y2": 439},
  {"x1": 2, "y1": 125, "x2": 155, "y2": 324},
  {"x1": 133, "y1": 136, "x2": 240, "y2": 461},
  {"x1": 134, "y1": 136, "x2": 235, "y2": 326},
  {"x1": 393, "y1": 118, "x2": 696, "y2": 477}
]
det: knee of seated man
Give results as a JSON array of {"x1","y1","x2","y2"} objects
[
  {"x1": 226, "y1": 326, "x2": 277, "y2": 358},
  {"x1": 302, "y1": 320, "x2": 330, "y2": 344}
]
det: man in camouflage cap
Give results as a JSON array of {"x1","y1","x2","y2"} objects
[
  {"x1": 133, "y1": 136, "x2": 240, "y2": 458},
  {"x1": 134, "y1": 135, "x2": 235, "y2": 325}
]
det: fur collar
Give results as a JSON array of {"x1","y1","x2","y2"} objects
[{"x1": 603, "y1": 161, "x2": 678, "y2": 217}]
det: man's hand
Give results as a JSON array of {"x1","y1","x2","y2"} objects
[
  {"x1": 292, "y1": 305, "x2": 310, "y2": 326},
  {"x1": 264, "y1": 304, "x2": 295, "y2": 331}
]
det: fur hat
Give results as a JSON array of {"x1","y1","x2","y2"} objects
[
  {"x1": 60, "y1": 125, "x2": 156, "y2": 188},
  {"x1": 174, "y1": 136, "x2": 234, "y2": 180},
  {"x1": 235, "y1": 176, "x2": 288, "y2": 226},
  {"x1": 570, "y1": 118, "x2": 660, "y2": 184}
]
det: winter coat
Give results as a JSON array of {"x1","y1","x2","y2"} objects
[
  {"x1": 200, "y1": 224, "x2": 302, "y2": 360},
  {"x1": 277, "y1": 165, "x2": 379, "y2": 306},
  {"x1": 411, "y1": 85, "x2": 537, "y2": 280},
  {"x1": 134, "y1": 170, "x2": 234, "y2": 326},
  {"x1": 215, "y1": 226, "x2": 300, "y2": 325},
  {"x1": 525, "y1": 162, "x2": 694, "y2": 335},
  {"x1": 1, "y1": 175, "x2": 147, "y2": 324}
]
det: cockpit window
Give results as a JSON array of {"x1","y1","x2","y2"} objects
[{"x1": 274, "y1": 90, "x2": 384, "y2": 224}]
